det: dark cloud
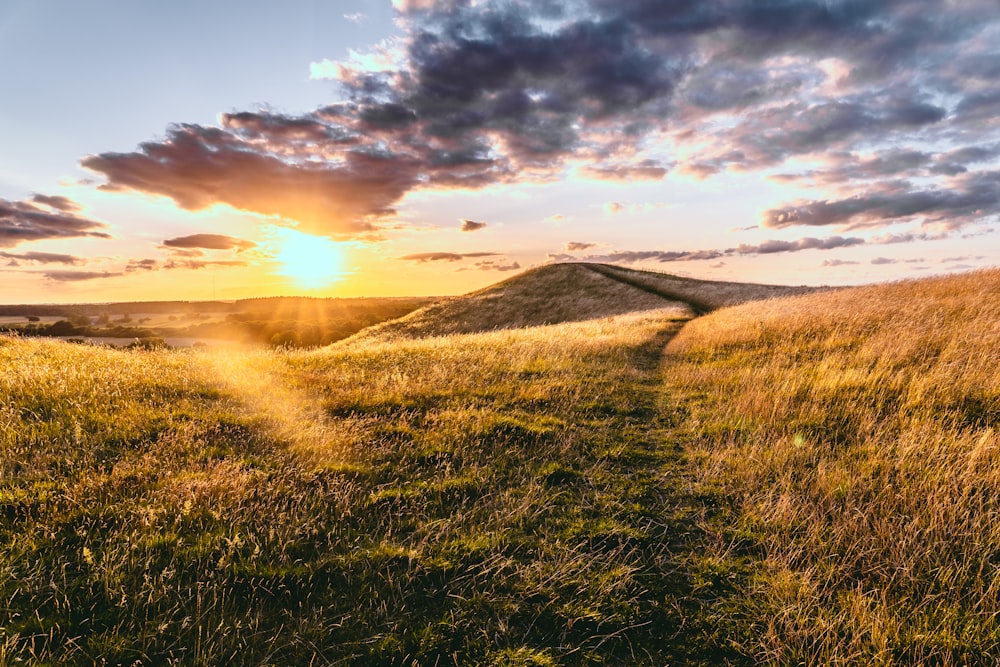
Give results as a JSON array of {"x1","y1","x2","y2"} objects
[
  {"x1": 162, "y1": 233, "x2": 256, "y2": 251},
  {"x1": 769, "y1": 145, "x2": 1000, "y2": 185},
  {"x1": 0, "y1": 251, "x2": 83, "y2": 265},
  {"x1": 734, "y1": 236, "x2": 865, "y2": 254},
  {"x1": 79, "y1": 0, "x2": 1000, "y2": 237},
  {"x1": 680, "y1": 63, "x2": 805, "y2": 112},
  {"x1": 475, "y1": 259, "x2": 521, "y2": 272},
  {"x1": 764, "y1": 171, "x2": 1000, "y2": 230},
  {"x1": 822, "y1": 259, "x2": 860, "y2": 267},
  {"x1": 565, "y1": 241, "x2": 598, "y2": 252},
  {"x1": 460, "y1": 219, "x2": 488, "y2": 232},
  {"x1": 580, "y1": 160, "x2": 668, "y2": 181},
  {"x1": 0, "y1": 197, "x2": 109, "y2": 248},
  {"x1": 690, "y1": 97, "x2": 947, "y2": 172},
  {"x1": 44, "y1": 270, "x2": 121, "y2": 282},
  {"x1": 955, "y1": 90, "x2": 1000, "y2": 126},
  {"x1": 399, "y1": 251, "x2": 501, "y2": 263},
  {"x1": 30, "y1": 194, "x2": 80, "y2": 212}
]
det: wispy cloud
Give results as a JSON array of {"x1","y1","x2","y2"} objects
[
  {"x1": 0, "y1": 196, "x2": 109, "y2": 247},
  {"x1": 44, "y1": 270, "x2": 121, "y2": 282},
  {"x1": 474, "y1": 259, "x2": 521, "y2": 272},
  {"x1": 162, "y1": 233, "x2": 256, "y2": 251},
  {"x1": 580, "y1": 160, "x2": 669, "y2": 182},
  {"x1": 552, "y1": 233, "x2": 906, "y2": 265},
  {"x1": 30, "y1": 194, "x2": 80, "y2": 212},
  {"x1": 399, "y1": 252, "x2": 500, "y2": 263},
  {"x1": 0, "y1": 251, "x2": 84, "y2": 266},
  {"x1": 764, "y1": 172, "x2": 1000, "y2": 230}
]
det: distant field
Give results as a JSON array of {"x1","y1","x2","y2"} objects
[
  {"x1": 1, "y1": 264, "x2": 997, "y2": 664},
  {"x1": 0, "y1": 316, "x2": 64, "y2": 325},
  {"x1": 0, "y1": 296, "x2": 431, "y2": 347}
]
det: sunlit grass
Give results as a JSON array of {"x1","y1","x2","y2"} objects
[
  {"x1": 4, "y1": 264, "x2": 997, "y2": 664},
  {"x1": 665, "y1": 268, "x2": 1000, "y2": 664},
  {"x1": 0, "y1": 306, "x2": 730, "y2": 664}
]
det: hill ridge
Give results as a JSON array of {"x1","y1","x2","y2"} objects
[{"x1": 348, "y1": 262, "x2": 819, "y2": 344}]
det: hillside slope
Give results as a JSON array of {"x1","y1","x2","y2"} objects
[
  {"x1": 350, "y1": 262, "x2": 815, "y2": 343},
  {"x1": 591, "y1": 263, "x2": 820, "y2": 312},
  {"x1": 351, "y1": 263, "x2": 693, "y2": 342},
  {"x1": 665, "y1": 267, "x2": 1000, "y2": 664}
]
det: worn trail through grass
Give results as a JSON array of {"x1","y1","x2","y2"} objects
[{"x1": 192, "y1": 311, "x2": 747, "y2": 664}]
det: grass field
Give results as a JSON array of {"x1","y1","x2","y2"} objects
[
  {"x1": 1, "y1": 264, "x2": 998, "y2": 664},
  {"x1": 666, "y1": 268, "x2": 1000, "y2": 664}
]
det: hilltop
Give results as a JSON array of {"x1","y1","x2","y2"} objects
[
  {"x1": 351, "y1": 262, "x2": 815, "y2": 343},
  {"x1": 588, "y1": 263, "x2": 819, "y2": 312}
]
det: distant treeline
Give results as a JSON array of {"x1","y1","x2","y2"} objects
[
  {"x1": 0, "y1": 296, "x2": 433, "y2": 318},
  {"x1": 0, "y1": 297, "x2": 431, "y2": 347},
  {"x1": 0, "y1": 320, "x2": 158, "y2": 339},
  {"x1": 176, "y1": 298, "x2": 431, "y2": 346}
]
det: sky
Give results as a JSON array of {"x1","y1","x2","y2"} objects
[{"x1": 1, "y1": 0, "x2": 998, "y2": 303}]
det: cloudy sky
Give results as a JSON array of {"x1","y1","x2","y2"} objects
[{"x1": 1, "y1": 0, "x2": 998, "y2": 302}]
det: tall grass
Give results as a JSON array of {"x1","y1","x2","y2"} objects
[
  {"x1": 665, "y1": 269, "x2": 1000, "y2": 664},
  {"x1": 0, "y1": 307, "x2": 734, "y2": 665},
  {"x1": 6, "y1": 263, "x2": 996, "y2": 665}
]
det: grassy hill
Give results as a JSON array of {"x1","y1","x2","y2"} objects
[
  {"x1": 1, "y1": 264, "x2": 998, "y2": 664},
  {"x1": 351, "y1": 263, "x2": 694, "y2": 342},
  {"x1": 349, "y1": 262, "x2": 810, "y2": 343}
]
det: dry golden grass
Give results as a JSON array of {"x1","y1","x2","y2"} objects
[
  {"x1": 665, "y1": 268, "x2": 1000, "y2": 664},
  {"x1": 5, "y1": 262, "x2": 999, "y2": 665},
  {"x1": 0, "y1": 306, "x2": 734, "y2": 665}
]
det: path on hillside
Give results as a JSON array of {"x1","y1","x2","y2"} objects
[
  {"x1": 585, "y1": 264, "x2": 716, "y2": 315},
  {"x1": 193, "y1": 315, "x2": 749, "y2": 664},
  {"x1": 615, "y1": 316, "x2": 751, "y2": 664}
]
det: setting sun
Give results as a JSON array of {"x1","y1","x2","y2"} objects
[{"x1": 274, "y1": 229, "x2": 345, "y2": 289}]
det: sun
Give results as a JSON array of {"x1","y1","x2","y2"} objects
[{"x1": 274, "y1": 229, "x2": 345, "y2": 289}]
